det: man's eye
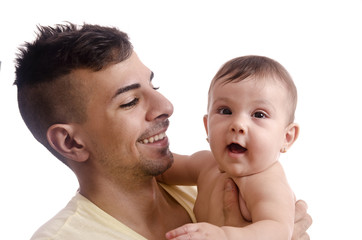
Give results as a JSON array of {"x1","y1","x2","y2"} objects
[
  {"x1": 150, "y1": 80, "x2": 159, "y2": 90},
  {"x1": 217, "y1": 107, "x2": 232, "y2": 115},
  {"x1": 120, "y1": 98, "x2": 139, "y2": 109},
  {"x1": 253, "y1": 111, "x2": 267, "y2": 119}
]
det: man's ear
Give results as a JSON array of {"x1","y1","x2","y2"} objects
[
  {"x1": 282, "y1": 123, "x2": 300, "y2": 152},
  {"x1": 47, "y1": 124, "x2": 89, "y2": 163}
]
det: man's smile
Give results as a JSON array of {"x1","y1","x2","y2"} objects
[{"x1": 139, "y1": 132, "x2": 166, "y2": 144}]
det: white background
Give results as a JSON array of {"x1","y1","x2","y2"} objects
[{"x1": 1, "y1": 0, "x2": 362, "y2": 239}]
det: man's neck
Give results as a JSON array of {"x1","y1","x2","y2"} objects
[{"x1": 79, "y1": 176, "x2": 192, "y2": 239}]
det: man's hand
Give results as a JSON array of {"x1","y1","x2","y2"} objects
[
  {"x1": 222, "y1": 178, "x2": 312, "y2": 239},
  {"x1": 292, "y1": 200, "x2": 312, "y2": 240},
  {"x1": 223, "y1": 178, "x2": 250, "y2": 227}
]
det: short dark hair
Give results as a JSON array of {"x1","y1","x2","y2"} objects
[
  {"x1": 208, "y1": 55, "x2": 297, "y2": 123},
  {"x1": 14, "y1": 22, "x2": 133, "y2": 163}
]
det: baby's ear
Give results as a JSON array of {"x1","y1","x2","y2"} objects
[
  {"x1": 282, "y1": 123, "x2": 300, "y2": 152},
  {"x1": 47, "y1": 124, "x2": 89, "y2": 163},
  {"x1": 203, "y1": 114, "x2": 209, "y2": 136}
]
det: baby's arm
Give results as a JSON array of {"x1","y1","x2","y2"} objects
[{"x1": 157, "y1": 150, "x2": 214, "y2": 185}]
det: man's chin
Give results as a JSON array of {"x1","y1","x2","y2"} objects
[
  {"x1": 155, "y1": 150, "x2": 174, "y2": 175},
  {"x1": 142, "y1": 149, "x2": 174, "y2": 176}
]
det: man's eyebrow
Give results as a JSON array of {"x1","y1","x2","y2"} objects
[
  {"x1": 112, "y1": 83, "x2": 141, "y2": 100},
  {"x1": 112, "y1": 72, "x2": 153, "y2": 100}
]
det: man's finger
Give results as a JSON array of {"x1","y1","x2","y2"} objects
[
  {"x1": 223, "y1": 178, "x2": 248, "y2": 227},
  {"x1": 295, "y1": 200, "x2": 308, "y2": 221},
  {"x1": 293, "y1": 213, "x2": 312, "y2": 235},
  {"x1": 292, "y1": 200, "x2": 312, "y2": 240}
]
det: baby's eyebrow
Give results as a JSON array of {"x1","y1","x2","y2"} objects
[{"x1": 253, "y1": 99, "x2": 276, "y2": 111}]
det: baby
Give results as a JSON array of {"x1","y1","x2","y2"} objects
[{"x1": 160, "y1": 55, "x2": 299, "y2": 239}]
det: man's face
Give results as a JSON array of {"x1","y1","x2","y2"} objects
[{"x1": 72, "y1": 52, "x2": 174, "y2": 181}]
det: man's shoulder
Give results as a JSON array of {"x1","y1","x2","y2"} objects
[
  {"x1": 30, "y1": 192, "x2": 147, "y2": 240},
  {"x1": 30, "y1": 193, "x2": 81, "y2": 240}
]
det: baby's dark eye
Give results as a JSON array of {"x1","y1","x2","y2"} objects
[
  {"x1": 217, "y1": 107, "x2": 232, "y2": 115},
  {"x1": 253, "y1": 111, "x2": 267, "y2": 119},
  {"x1": 120, "y1": 98, "x2": 139, "y2": 109}
]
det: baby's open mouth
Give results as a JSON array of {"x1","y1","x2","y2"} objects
[{"x1": 227, "y1": 143, "x2": 247, "y2": 154}]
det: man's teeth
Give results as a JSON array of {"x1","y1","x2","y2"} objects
[{"x1": 141, "y1": 132, "x2": 166, "y2": 144}]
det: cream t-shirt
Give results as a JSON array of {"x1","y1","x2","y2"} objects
[{"x1": 31, "y1": 184, "x2": 197, "y2": 240}]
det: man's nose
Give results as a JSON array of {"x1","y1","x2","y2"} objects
[{"x1": 146, "y1": 90, "x2": 174, "y2": 121}]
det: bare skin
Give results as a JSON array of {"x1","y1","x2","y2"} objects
[
  {"x1": 47, "y1": 53, "x2": 311, "y2": 239},
  {"x1": 160, "y1": 74, "x2": 307, "y2": 239},
  {"x1": 48, "y1": 52, "x2": 190, "y2": 239}
]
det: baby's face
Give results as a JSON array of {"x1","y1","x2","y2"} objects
[{"x1": 204, "y1": 77, "x2": 291, "y2": 177}]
